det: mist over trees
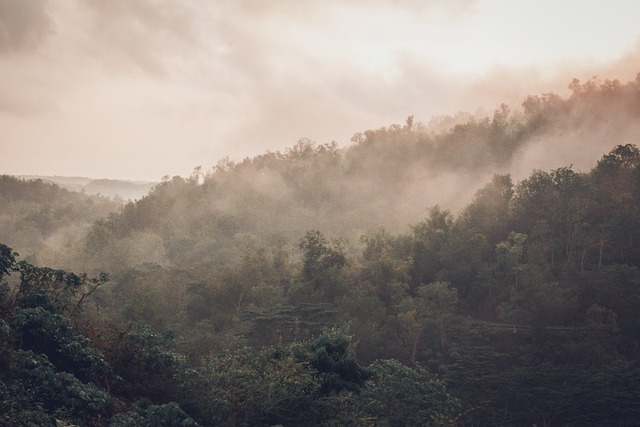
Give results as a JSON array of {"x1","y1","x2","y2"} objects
[
  {"x1": 0, "y1": 175, "x2": 122, "y2": 268},
  {"x1": 2, "y1": 74, "x2": 640, "y2": 425},
  {"x1": 79, "y1": 74, "x2": 640, "y2": 271}
]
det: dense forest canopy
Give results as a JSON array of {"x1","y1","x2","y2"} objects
[{"x1": 2, "y1": 74, "x2": 640, "y2": 425}]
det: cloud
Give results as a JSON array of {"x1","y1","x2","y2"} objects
[
  {"x1": 76, "y1": 0, "x2": 205, "y2": 76},
  {"x1": 198, "y1": 0, "x2": 478, "y2": 155},
  {"x1": 0, "y1": 65, "x2": 59, "y2": 115},
  {"x1": 0, "y1": 0, "x2": 638, "y2": 181},
  {"x1": 0, "y1": 0, "x2": 54, "y2": 53}
]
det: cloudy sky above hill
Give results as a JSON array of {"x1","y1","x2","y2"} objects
[{"x1": 1, "y1": 0, "x2": 639, "y2": 181}]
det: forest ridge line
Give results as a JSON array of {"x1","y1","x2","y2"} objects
[{"x1": 1, "y1": 74, "x2": 640, "y2": 425}]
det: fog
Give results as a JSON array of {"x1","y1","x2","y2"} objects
[
  {"x1": 3, "y1": 4, "x2": 640, "y2": 422},
  {"x1": 1, "y1": 0, "x2": 639, "y2": 181}
]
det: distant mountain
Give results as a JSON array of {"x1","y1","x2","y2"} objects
[
  {"x1": 18, "y1": 175, "x2": 157, "y2": 200},
  {"x1": 0, "y1": 175, "x2": 122, "y2": 266}
]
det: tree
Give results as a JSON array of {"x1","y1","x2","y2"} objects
[
  {"x1": 0, "y1": 243, "x2": 16, "y2": 280},
  {"x1": 583, "y1": 264, "x2": 640, "y2": 340},
  {"x1": 495, "y1": 232, "x2": 528, "y2": 290},
  {"x1": 595, "y1": 144, "x2": 640, "y2": 173},
  {"x1": 298, "y1": 230, "x2": 348, "y2": 303},
  {"x1": 14, "y1": 260, "x2": 109, "y2": 317},
  {"x1": 359, "y1": 229, "x2": 411, "y2": 310},
  {"x1": 242, "y1": 303, "x2": 338, "y2": 346},
  {"x1": 458, "y1": 174, "x2": 513, "y2": 247},
  {"x1": 587, "y1": 144, "x2": 640, "y2": 266},
  {"x1": 199, "y1": 329, "x2": 371, "y2": 426},
  {"x1": 395, "y1": 304, "x2": 423, "y2": 365},
  {"x1": 393, "y1": 281, "x2": 459, "y2": 363},
  {"x1": 416, "y1": 281, "x2": 459, "y2": 350},
  {"x1": 511, "y1": 167, "x2": 585, "y2": 270},
  {"x1": 0, "y1": 246, "x2": 115, "y2": 425},
  {"x1": 308, "y1": 328, "x2": 372, "y2": 394},
  {"x1": 109, "y1": 401, "x2": 199, "y2": 427},
  {"x1": 410, "y1": 206, "x2": 454, "y2": 289},
  {"x1": 358, "y1": 359, "x2": 460, "y2": 426}
]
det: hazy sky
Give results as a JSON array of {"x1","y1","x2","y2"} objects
[{"x1": 1, "y1": 0, "x2": 639, "y2": 181}]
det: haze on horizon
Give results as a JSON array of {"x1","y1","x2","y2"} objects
[{"x1": 1, "y1": 0, "x2": 640, "y2": 181}]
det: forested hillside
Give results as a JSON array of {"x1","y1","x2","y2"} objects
[
  {"x1": 0, "y1": 176, "x2": 122, "y2": 268},
  {"x1": 17, "y1": 176, "x2": 156, "y2": 201},
  {"x1": 2, "y1": 75, "x2": 640, "y2": 425},
  {"x1": 84, "y1": 75, "x2": 640, "y2": 272}
]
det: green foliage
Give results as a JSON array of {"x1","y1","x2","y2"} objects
[
  {"x1": 459, "y1": 173, "x2": 513, "y2": 245},
  {"x1": 12, "y1": 306, "x2": 112, "y2": 383},
  {"x1": 4, "y1": 75, "x2": 640, "y2": 426},
  {"x1": 583, "y1": 264, "x2": 640, "y2": 339},
  {"x1": 410, "y1": 206, "x2": 455, "y2": 289},
  {"x1": 0, "y1": 243, "x2": 17, "y2": 280},
  {"x1": 308, "y1": 329, "x2": 372, "y2": 394},
  {"x1": 15, "y1": 260, "x2": 109, "y2": 316},
  {"x1": 0, "y1": 377, "x2": 53, "y2": 426},
  {"x1": 0, "y1": 243, "x2": 17, "y2": 309},
  {"x1": 0, "y1": 249, "x2": 116, "y2": 426},
  {"x1": 454, "y1": 357, "x2": 640, "y2": 426},
  {"x1": 359, "y1": 229, "x2": 412, "y2": 309},
  {"x1": 242, "y1": 303, "x2": 338, "y2": 346},
  {"x1": 198, "y1": 329, "x2": 376, "y2": 426},
  {"x1": 105, "y1": 322, "x2": 187, "y2": 402},
  {"x1": 359, "y1": 359, "x2": 460, "y2": 426},
  {"x1": 298, "y1": 230, "x2": 348, "y2": 303},
  {"x1": 0, "y1": 175, "x2": 120, "y2": 265},
  {"x1": 109, "y1": 400, "x2": 198, "y2": 427},
  {"x1": 9, "y1": 351, "x2": 112, "y2": 425},
  {"x1": 415, "y1": 281, "x2": 459, "y2": 349},
  {"x1": 511, "y1": 167, "x2": 586, "y2": 270},
  {"x1": 201, "y1": 345, "x2": 318, "y2": 426},
  {"x1": 595, "y1": 143, "x2": 640, "y2": 174},
  {"x1": 105, "y1": 264, "x2": 188, "y2": 330}
]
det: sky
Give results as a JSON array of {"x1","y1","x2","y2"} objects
[{"x1": 1, "y1": 0, "x2": 639, "y2": 181}]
